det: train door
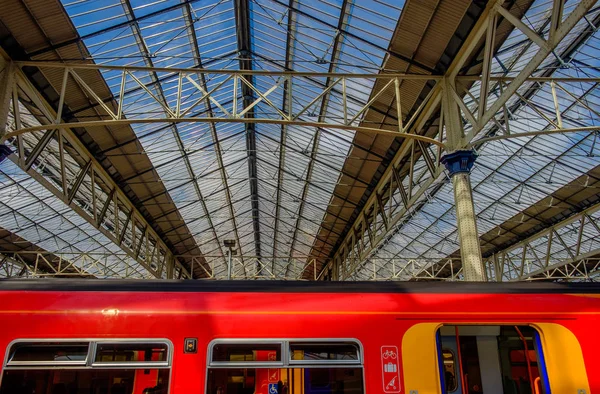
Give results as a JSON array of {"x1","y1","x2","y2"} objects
[{"x1": 437, "y1": 325, "x2": 550, "y2": 394}]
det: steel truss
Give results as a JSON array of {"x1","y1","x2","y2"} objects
[
  {"x1": 5, "y1": 62, "x2": 447, "y2": 146},
  {"x1": 0, "y1": 251, "x2": 315, "y2": 280},
  {"x1": 0, "y1": 251, "x2": 187, "y2": 279},
  {"x1": 0, "y1": 0, "x2": 598, "y2": 282},
  {"x1": 0, "y1": 254, "x2": 31, "y2": 278},
  {"x1": 345, "y1": 258, "x2": 464, "y2": 282},
  {"x1": 0, "y1": 57, "x2": 191, "y2": 280},
  {"x1": 327, "y1": 0, "x2": 599, "y2": 281},
  {"x1": 345, "y1": 200, "x2": 600, "y2": 283},
  {"x1": 485, "y1": 200, "x2": 600, "y2": 282},
  {"x1": 184, "y1": 255, "x2": 319, "y2": 280}
]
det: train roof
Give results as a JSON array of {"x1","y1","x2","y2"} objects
[{"x1": 0, "y1": 279, "x2": 599, "y2": 294}]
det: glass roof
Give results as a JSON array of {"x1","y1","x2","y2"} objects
[
  {"x1": 54, "y1": 0, "x2": 402, "y2": 277},
  {"x1": 0, "y1": 0, "x2": 598, "y2": 280}
]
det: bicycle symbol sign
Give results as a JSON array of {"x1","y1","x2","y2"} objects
[
  {"x1": 381, "y1": 346, "x2": 401, "y2": 393},
  {"x1": 382, "y1": 349, "x2": 397, "y2": 359}
]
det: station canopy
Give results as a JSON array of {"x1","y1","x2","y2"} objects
[{"x1": 0, "y1": 0, "x2": 599, "y2": 282}]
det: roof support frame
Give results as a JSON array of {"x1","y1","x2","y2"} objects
[
  {"x1": 284, "y1": 0, "x2": 353, "y2": 278},
  {"x1": 0, "y1": 177, "x2": 149, "y2": 278},
  {"x1": 327, "y1": 0, "x2": 599, "y2": 280},
  {"x1": 403, "y1": 4, "x2": 600, "y2": 281},
  {"x1": 487, "y1": 199, "x2": 600, "y2": 281},
  {"x1": 118, "y1": 0, "x2": 226, "y2": 275},
  {"x1": 0, "y1": 56, "x2": 190, "y2": 280},
  {"x1": 234, "y1": 0, "x2": 262, "y2": 274},
  {"x1": 271, "y1": 0, "x2": 298, "y2": 275}
]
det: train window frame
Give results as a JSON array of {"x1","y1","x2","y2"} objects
[
  {"x1": 441, "y1": 348, "x2": 458, "y2": 393},
  {"x1": 208, "y1": 340, "x2": 285, "y2": 368},
  {"x1": 206, "y1": 338, "x2": 365, "y2": 394},
  {"x1": 288, "y1": 341, "x2": 361, "y2": 365},
  {"x1": 207, "y1": 338, "x2": 363, "y2": 368},
  {"x1": 3, "y1": 338, "x2": 173, "y2": 369},
  {"x1": 5, "y1": 341, "x2": 91, "y2": 367},
  {"x1": 91, "y1": 341, "x2": 171, "y2": 368}
]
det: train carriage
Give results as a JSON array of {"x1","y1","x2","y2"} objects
[{"x1": 0, "y1": 279, "x2": 598, "y2": 394}]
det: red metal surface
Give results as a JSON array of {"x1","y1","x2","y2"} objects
[{"x1": 0, "y1": 289, "x2": 598, "y2": 393}]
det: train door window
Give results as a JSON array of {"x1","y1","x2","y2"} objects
[
  {"x1": 0, "y1": 340, "x2": 172, "y2": 394},
  {"x1": 206, "y1": 340, "x2": 364, "y2": 394},
  {"x1": 436, "y1": 326, "x2": 549, "y2": 394},
  {"x1": 441, "y1": 349, "x2": 458, "y2": 392}
]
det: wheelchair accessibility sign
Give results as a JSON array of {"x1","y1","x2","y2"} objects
[{"x1": 268, "y1": 383, "x2": 278, "y2": 394}]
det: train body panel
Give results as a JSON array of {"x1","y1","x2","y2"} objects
[{"x1": 0, "y1": 280, "x2": 598, "y2": 393}]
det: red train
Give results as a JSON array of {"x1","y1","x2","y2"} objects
[{"x1": 0, "y1": 279, "x2": 598, "y2": 394}]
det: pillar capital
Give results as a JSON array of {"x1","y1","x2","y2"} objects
[{"x1": 440, "y1": 149, "x2": 478, "y2": 176}]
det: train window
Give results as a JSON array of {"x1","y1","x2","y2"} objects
[
  {"x1": 6, "y1": 342, "x2": 89, "y2": 366},
  {"x1": 207, "y1": 366, "x2": 364, "y2": 394},
  {"x1": 289, "y1": 342, "x2": 360, "y2": 363},
  {"x1": 211, "y1": 343, "x2": 283, "y2": 363},
  {"x1": 441, "y1": 349, "x2": 458, "y2": 392},
  {"x1": 0, "y1": 368, "x2": 170, "y2": 394},
  {"x1": 0, "y1": 340, "x2": 172, "y2": 394},
  {"x1": 207, "y1": 340, "x2": 364, "y2": 394},
  {"x1": 93, "y1": 342, "x2": 170, "y2": 365}
]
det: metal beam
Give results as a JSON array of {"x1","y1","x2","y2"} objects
[
  {"x1": 0, "y1": 251, "x2": 191, "y2": 279},
  {"x1": 121, "y1": 0, "x2": 223, "y2": 276},
  {"x1": 0, "y1": 61, "x2": 14, "y2": 139},
  {"x1": 486, "y1": 200, "x2": 600, "y2": 281},
  {"x1": 286, "y1": 0, "x2": 353, "y2": 278},
  {"x1": 272, "y1": 0, "x2": 297, "y2": 275},
  {"x1": 5, "y1": 63, "x2": 448, "y2": 146},
  {"x1": 0, "y1": 55, "x2": 190, "y2": 279},
  {"x1": 234, "y1": 0, "x2": 262, "y2": 274}
]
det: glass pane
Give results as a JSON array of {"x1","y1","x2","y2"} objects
[
  {"x1": 289, "y1": 343, "x2": 359, "y2": 361},
  {"x1": 94, "y1": 343, "x2": 168, "y2": 363},
  {"x1": 442, "y1": 349, "x2": 457, "y2": 392},
  {"x1": 207, "y1": 367, "x2": 364, "y2": 394},
  {"x1": 0, "y1": 368, "x2": 169, "y2": 394},
  {"x1": 212, "y1": 343, "x2": 282, "y2": 362},
  {"x1": 9, "y1": 342, "x2": 89, "y2": 364}
]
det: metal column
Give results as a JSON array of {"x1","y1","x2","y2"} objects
[
  {"x1": 227, "y1": 249, "x2": 233, "y2": 280},
  {"x1": 0, "y1": 62, "x2": 18, "y2": 154},
  {"x1": 0, "y1": 63, "x2": 15, "y2": 163},
  {"x1": 441, "y1": 150, "x2": 485, "y2": 281},
  {"x1": 0, "y1": 62, "x2": 14, "y2": 139},
  {"x1": 166, "y1": 255, "x2": 174, "y2": 279}
]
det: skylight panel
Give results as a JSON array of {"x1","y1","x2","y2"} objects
[{"x1": 0, "y1": 161, "x2": 150, "y2": 278}]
